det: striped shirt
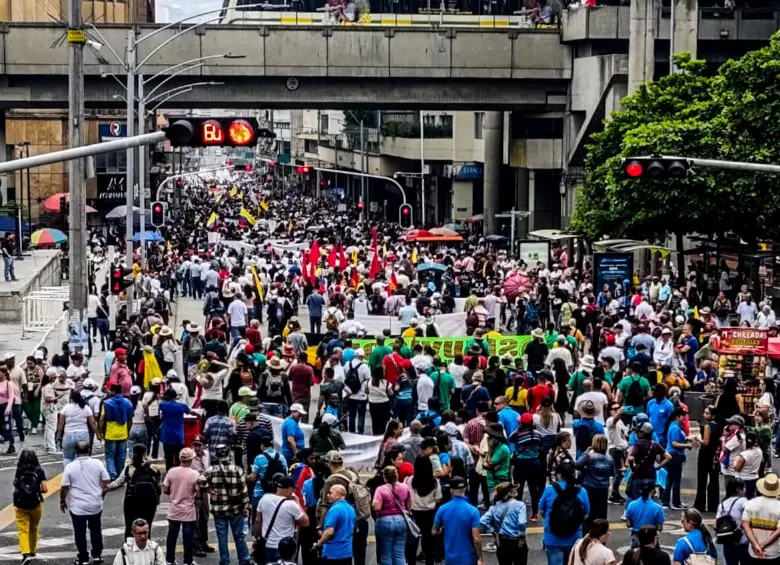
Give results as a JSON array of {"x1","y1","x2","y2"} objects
[
  {"x1": 204, "y1": 415, "x2": 235, "y2": 457},
  {"x1": 463, "y1": 416, "x2": 486, "y2": 447},
  {"x1": 512, "y1": 428, "x2": 541, "y2": 460},
  {"x1": 742, "y1": 496, "x2": 780, "y2": 559}
]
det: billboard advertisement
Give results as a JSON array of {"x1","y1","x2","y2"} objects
[{"x1": 594, "y1": 252, "x2": 633, "y2": 294}]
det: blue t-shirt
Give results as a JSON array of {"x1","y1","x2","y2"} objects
[
  {"x1": 498, "y1": 407, "x2": 519, "y2": 452},
  {"x1": 572, "y1": 418, "x2": 605, "y2": 458},
  {"x1": 629, "y1": 430, "x2": 660, "y2": 447},
  {"x1": 462, "y1": 385, "x2": 491, "y2": 416},
  {"x1": 684, "y1": 336, "x2": 699, "y2": 367},
  {"x1": 647, "y1": 398, "x2": 674, "y2": 442},
  {"x1": 673, "y1": 529, "x2": 717, "y2": 563},
  {"x1": 434, "y1": 495, "x2": 481, "y2": 565},
  {"x1": 159, "y1": 400, "x2": 189, "y2": 445},
  {"x1": 280, "y1": 417, "x2": 305, "y2": 462},
  {"x1": 251, "y1": 449, "x2": 288, "y2": 499},
  {"x1": 302, "y1": 477, "x2": 317, "y2": 508},
  {"x1": 322, "y1": 499, "x2": 357, "y2": 559},
  {"x1": 625, "y1": 497, "x2": 665, "y2": 532},
  {"x1": 666, "y1": 421, "x2": 687, "y2": 456},
  {"x1": 538, "y1": 480, "x2": 591, "y2": 548}
]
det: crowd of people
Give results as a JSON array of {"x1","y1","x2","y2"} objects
[{"x1": 9, "y1": 168, "x2": 780, "y2": 565}]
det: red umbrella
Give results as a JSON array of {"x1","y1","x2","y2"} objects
[
  {"x1": 405, "y1": 229, "x2": 434, "y2": 242},
  {"x1": 502, "y1": 272, "x2": 533, "y2": 300},
  {"x1": 42, "y1": 192, "x2": 97, "y2": 213}
]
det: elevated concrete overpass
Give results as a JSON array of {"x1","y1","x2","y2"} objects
[{"x1": 0, "y1": 22, "x2": 570, "y2": 109}]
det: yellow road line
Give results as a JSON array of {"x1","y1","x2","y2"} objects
[{"x1": 0, "y1": 473, "x2": 62, "y2": 531}]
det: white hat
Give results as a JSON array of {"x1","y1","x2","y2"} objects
[
  {"x1": 290, "y1": 403, "x2": 306, "y2": 414},
  {"x1": 322, "y1": 413, "x2": 338, "y2": 425},
  {"x1": 130, "y1": 385, "x2": 142, "y2": 395},
  {"x1": 3, "y1": 352, "x2": 15, "y2": 361},
  {"x1": 82, "y1": 378, "x2": 99, "y2": 391},
  {"x1": 33, "y1": 350, "x2": 44, "y2": 360},
  {"x1": 354, "y1": 348, "x2": 365, "y2": 357},
  {"x1": 166, "y1": 369, "x2": 179, "y2": 380}
]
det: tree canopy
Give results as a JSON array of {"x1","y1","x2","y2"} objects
[{"x1": 571, "y1": 32, "x2": 780, "y2": 245}]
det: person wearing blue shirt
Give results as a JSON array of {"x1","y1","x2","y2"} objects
[
  {"x1": 680, "y1": 324, "x2": 699, "y2": 381},
  {"x1": 663, "y1": 408, "x2": 692, "y2": 510},
  {"x1": 673, "y1": 508, "x2": 717, "y2": 565},
  {"x1": 480, "y1": 482, "x2": 527, "y2": 565},
  {"x1": 646, "y1": 385, "x2": 674, "y2": 446},
  {"x1": 495, "y1": 397, "x2": 519, "y2": 453},
  {"x1": 305, "y1": 290, "x2": 326, "y2": 334},
  {"x1": 159, "y1": 388, "x2": 199, "y2": 470},
  {"x1": 538, "y1": 463, "x2": 591, "y2": 565},
  {"x1": 625, "y1": 483, "x2": 665, "y2": 548},
  {"x1": 315, "y1": 484, "x2": 357, "y2": 563},
  {"x1": 280, "y1": 405, "x2": 306, "y2": 462},
  {"x1": 433, "y1": 476, "x2": 482, "y2": 565},
  {"x1": 572, "y1": 404, "x2": 605, "y2": 458},
  {"x1": 249, "y1": 435, "x2": 288, "y2": 508}
]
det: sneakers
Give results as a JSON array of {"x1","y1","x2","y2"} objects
[
  {"x1": 670, "y1": 503, "x2": 690, "y2": 511},
  {"x1": 30, "y1": 428, "x2": 37, "y2": 435},
  {"x1": 21, "y1": 555, "x2": 33, "y2": 565},
  {"x1": 483, "y1": 542, "x2": 497, "y2": 553},
  {"x1": 530, "y1": 514, "x2": 538, "y2": 523},
  {"x1": 5, "y1": 446, "x2": 15, "y2": 455},
  {"x1": 608, "y1": 495, "x2": 626, "y2": 505},
  {"x1": 203, "y1": 546, "x2": 216, "y2": 554}
]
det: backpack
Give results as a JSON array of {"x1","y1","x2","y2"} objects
[
  {"x1": 264, "y1": 372, "x2": 285, "y2": 400},
  {"x1": 574, "y1": 420, "x2": 596, "y2": 454},
  {"x1": 324, "y1": 309, "x2": 340, "y2": 331},
  {"x1": 240, "y1": 367, "x2": 254, "y2": 388},
  {"x1": 548, "y1": 483, "x2": 585, "y2": 537},
  {"x1": 715, "y1": 498, "x2": 742, "y2": 544},
  {"x1": 207, "y1": 293, "x2": 224, "y2": 315},
  {"x1": 425, "y1": 323, "x2": 439, "y2": 338},
  {"x1": 13, "y1": 469, "x2": 41, "y2": 510},
  {"x1": 625, "y1": 376, "x2": 645, "y2": 407},
  {"x1": 682, "y1": 537, "x2": 717, "y2": 565},
  {"x1": 344, "y1": 362, "x2": 362, "y2": 396},
  {"x1": 333, "y1": 469, "x2": 372, "y2": 521},
  {"x1": 261, "y1": 452, "x2": 287, "y2": 493},
  {"x1": 187, "y1": 336, "x2": 205, "y2": 362},
  {"x1": 126, "y1": 463, "x2": 160, "y2": 502}
]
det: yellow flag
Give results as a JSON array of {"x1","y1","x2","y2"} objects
[
  {"x1": 259, "y1": 200, "x2": 269, "y2": 212},
  {"x1": 693, "y1": 306, "x2": 700, "y2": 319},
  {"x1": 411, "y1": 247, "x2": 418, "y2": 264},
  {"x1": 383, "y1": 243, "x2": 387, "y2": 258},
  {"x1": 229, "y1": 187, "x2": 238, "y2": 198},
  {"x1": 240, "y1": 207, "x2": 257, "y2": 227},
  {"x1": 249, "y1": 264, "x2": 264, "y2": 300},
  {"x1": 352, "y1": 251, "x2": 358, "y2": 266},
  {"x1": 206, "y1": 212, "x2": 217, "y2": 227}
]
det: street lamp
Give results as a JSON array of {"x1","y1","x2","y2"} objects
[{"x1": 17, "y1": 142, "x2": 31, "y2": 247}]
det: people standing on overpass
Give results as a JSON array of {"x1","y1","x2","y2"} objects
[{"x1": 2, "y1": 233, "x2": 17, "y2": 281}]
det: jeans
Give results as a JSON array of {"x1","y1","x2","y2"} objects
[
  {"x1": 3, "y1": 256, "x2": 15, "y2": 281},
  {"x1": 628, "y1": 478, "x2": 655, "y2": 501},
  {"x1": 609, "y1": 447, "x2": 626, "y2": 497},
  {"x1": 128, "y1": 425, "x2": 147, "y2": 459},
  {"x1": 722, "y1": 542, "x2": 748, "y2": 565},
  {"x1": 10, "y1": 404, "x2": 24, "y2": 443},
  {"x1": 375, "y1": 515, "x2": 406, "y2": 565},
  {"x1": 214, "y1": 513, "x2": 250, "y2": 565},
  {"x1": 393, "y1": 397, "x2": 414, "y2": 427},
  {"x1": 71, "y1": 511, "x2": 103, "y2": 563},
  {"x1": 347, "y1": 398, "x2": 367, "y2": 434},
  {"x1": 63, "y1": 431, "x2": 90, "y2": 467},
  {"x1": 662, "y1": 453, "x2": 685, "y2": 507},
  {"x1": 96, "y1": 319, "x2": 110, "y2": 350},
  {"x1": 468, "y1": 469, "x2": 489, "y2": 508},
  {"x1": 166, "y1": 519, "x2": 195, "y2": 565},
  {"x1": 544, "y1": 546, "x2": 572, "y2": 565},
  {"x1": 310, "y1": 316, "x2": 321, "y2": 334},
  {"x1": 15, "y1": 505, "x2": 43, "y2": 555},
  {"x1": 104, "y1": 439, "x2": 127, "y2": 480},
  {"x1": 260, "y1": 403, "x2": 287, "y2": 419}
]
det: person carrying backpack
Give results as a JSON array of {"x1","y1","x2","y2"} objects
[
  {"x1": 538, "y1": 461, "x2": 590, "y2": 565},
  {"x1": 14, "y1": 448, "x2": 47, "y2": 564},
  {"x1": 249, "y1": 435, "x2": 289, "y2": 512},
  {"x1": 183, "y1": 324, "x2": 205, "y2": 369},
  {"x1": 617, "y1": 362, "x2": 651, "y2": 425},
  {"x1": 106, "y1": 444, "x2": 162, "y2": 539},
  {"x1": 323, "y1": 306, "x2": 343, "y2": 333}
]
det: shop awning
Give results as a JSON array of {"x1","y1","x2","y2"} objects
[{"x1": 527, "y1": 229, "x2": 576, "y2": 241}]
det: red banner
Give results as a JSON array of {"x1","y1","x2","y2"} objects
[{"x1": 718, "y1": 328, "x2": 769, "y2": 355}]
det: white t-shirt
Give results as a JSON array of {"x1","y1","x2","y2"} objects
[
  {"x1": 574, "y1": 391, "x2": 609, "y2": 424},
  {"x1": 743, "y1": 496, "x2": 780, "y2": 559},
  {"x1": 448, "y1": 364, "x2": 467, "y2": 389},
  {"x1": 416, "y1": 375, "x2": 435, "y2": 411},
  {"x1": 570, "y1": 539, "x2": 616, "y2": 565},
  {"x1": 368, "y1": 380, "x2": 392, "y2": 404},
  {"x1": 599, "y1": 346, "x2": 625, "y2": 364},
  {"x1": 736, "y1": 447, "x2": 763, "y2": 481},
  {"x1": 345, "y1": 360, "x2": 371, "y2": 402},
  {"x1": 60, "y1": 403, "x2": 92, "y2": 435},
  {"x1": 256, "y1": 494, "x2": 304, "y2": 549},
  {"x1": 722, "y1": 434, "x2": 747, "y2": 476},
  {"x1": 200, "y1": 369, "x2": 228, "y2": 401},
  {"x1": 227, "y1": 300, "x2": 248, "y2": 328},
  {"x1": 62, "y1": 456, "x2": 110, "y2": 516}
]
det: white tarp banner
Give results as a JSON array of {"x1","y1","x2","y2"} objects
[
  {"x1": 351, "y1": 312, "x2": 467, "y2": 336},
  {"x1": 266, "y1": 240, "x2": 308, "y2": 256}
]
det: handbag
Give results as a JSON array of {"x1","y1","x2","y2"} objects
[
  {"x1": 390, "y1": 486, "x2": 421, "y2": 540},
  {"x1": 252, "y1": 498, "x2": 287, "y2": 565}
]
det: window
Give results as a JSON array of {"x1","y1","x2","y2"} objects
[
  {"x1": 440, "y1": 114, "x2": 453, "y2": 132},
  {"x1": 320, "y1": 114, "x2": 329, "y2": 133},
  {"x1": 511, "y1": 117, "x2": 563, "y2": 139},
  {"x1": 96, "y1": 150, "x2": 126, "y2": 174},
  {"x1": 474, "y1": 112, "x2": 484, "y2": 139},
  {"x1": 423, "y1": 114, "x2": 436, "y2": 127}
]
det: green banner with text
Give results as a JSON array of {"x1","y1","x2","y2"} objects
[{"x1": 354, "y1": 336, "x2": 534, "y2": 363}]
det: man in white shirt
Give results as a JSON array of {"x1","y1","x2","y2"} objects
[
  {"x1": 344, "y1": 349, "x2": 371, "y2": 434},
  {"x1": 573, "y1": 379, "x2": 609, "y2": 424},
  {"x1": 189, "y1": 259, "x2": 202, "y2": 299},
  {"x1": 634, "y1": 296, "x2": 654, "y2": 319},
  {"x1": 599, "y1": 335, "x2": 625, "y2": 369},
  {"x1": 252, "y1": 476, "x2": 309, "y2": 563},
  {"x1": 226, "y1": 294, "x2": 248, "y2": 344},
  {"x1": 742, "y1": 473, "x2": 780, "y2": 562},
  {"x1": 61, "y1": 441, "x2": 110, "y2": 565},
  {"x1": 416, "y1": 372, "x2": 435, "y2": 411},
  {"x1": 111, "y1": 519, "x2": 164, "y2": 565},
  {"x1": 653, "y1": 327, "x2": 676, "y2": 367},
  {"x1": 545, "y1": 336, "x2": 573, "y2": 372}
]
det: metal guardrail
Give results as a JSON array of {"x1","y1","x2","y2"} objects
[{"x1": 21, "y1": 286, "x2": 69, "y2": 339}]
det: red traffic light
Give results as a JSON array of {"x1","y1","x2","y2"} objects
[
  {"x1": 227, "y1": 120, "x2": 255, "y2": 146},
  {"x1": 625, "y1": 161, "x2": 643, "y2": 178},
  {"x1": 303, "y1": 166, "x2": 310, "y2": 174},
  {"x1": 268, "y1": 161, "x2": 275, "y2": 167},
  {"x1": 152, "y1": 203, "x2": 163, "y2": 214},
  {"x1": 357, "y1": 201, "x2": 364, "y2": 209},
  {"x1": 402, "y1": 207, "x2": 410, "y2": 215},
  {"x1": 296, "y1": 166, "x2": 304, "y2": 174},
  {"x1": 226, "y1": 160, "x2": 233, "y2": 167},
  {"x1": 245, "y1": 164, "x2": 252, "y2": 172},
  {"x1": 320, "y1": 181, "x2": 325, "y2": 187}
]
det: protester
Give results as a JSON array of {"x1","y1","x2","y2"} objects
[
  {"x1": 433, "y1": 476, "x2": 483, "y2": 565},
  {"x1": 480, "y1": 482, "x2": 528, "y2": 565},
  {"x1": 538, "y1": 462, "x2": 590, "y2": 565},
  {"x1": 163, "y1": 447, "x2": 201, "y2": 565},
  {"x1": 13, "y1": 449, "x2": 47, "y2": 565},
  {"x1": 111, "y1": 519, "x2": 165, "y2": 565},
  {"x1": 253, "y1": 475, "x2": 309, "y2": 563}
]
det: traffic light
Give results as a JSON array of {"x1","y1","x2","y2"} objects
[
  {"x1": 245, "y1": 163, "x2": 252, "y2": 172},
  {"x1": 151, "y1": 201, "x2": 165, "y2": 227},
  {"x1": 296, "y1": 166, "x2": 311, "y2": 174},
  {"x1": 357, "y1": 200, "x2": 364, "y2": 210},
  {"x1": 622, "y1": 157, "x2": 689, "y2": 180},
  {"x1": 165, "y1": 118, "x2": 276, "y2": 147},
  {"x1": 110, "y1": 266, "x2": 133, "y2": 295},
  {"x1": 399, "y1": 203, "x2": 413, "y2": 228},
  {"x1": 175, "y1": 179, "x2": 183, "y2": 188}
]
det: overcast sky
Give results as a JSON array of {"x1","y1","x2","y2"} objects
[{"x1": 155, "y1": 0, "x2": 225, "y2": 22}]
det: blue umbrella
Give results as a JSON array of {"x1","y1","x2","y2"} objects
[
  {"x1": 486, "y1": 234, "x2": 509, "y2": 242},
  {"x1": 416, "y1": 262, "x2": 447, "y2": 273},
  {"x1": 132, "y1": 231, "x2": 164, "y2": 243}
]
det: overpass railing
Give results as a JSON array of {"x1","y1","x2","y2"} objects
[{"x1": 21, "y1": 286, "x2": 69, "y2": 339}]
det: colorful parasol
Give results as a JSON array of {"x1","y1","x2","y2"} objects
[
  {"x1": 30, "y1": 228, "x2": 68, "y2": 247},
  {"x1": 42, "y1": 193, "x2": 97, "y2": 214}
]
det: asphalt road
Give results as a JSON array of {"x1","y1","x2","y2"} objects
[{"x1": 0, "y1": 296, "x2": 728, "y2": 564}]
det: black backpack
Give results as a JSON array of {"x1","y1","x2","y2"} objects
[
  {"x1": 261, "y1": 452, "x2": 287, "y2": 493},
  {"x1": 126, "y1": 463, "x2": 160, "y2": 502},
  {"x1": 548, "y1": 483, "x2": 585, "y2": 537},
  {"x1": 344, "y1": 362, "x2": 361, "y2": 396},
  {"x1": 625, "y1": 376, "x2": 645, "y2": 408},
  {"x1": 13, "y1": 469, "x2": 41, "y2": 510},
  {"x1": 715, "y1": 498, "x2": 742, "y2": 544}
]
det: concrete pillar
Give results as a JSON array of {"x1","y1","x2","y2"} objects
[
  {"x1": 451, "y1": 179, "x2": 472, "y2": 221},
  {"x1": 628, "y1": 0, "x2": 656, "y2": 94},
  {"x1": 514, "y1": 168, "x2": 529, "y2": 239},
  {"x1": 528, "y1": 170, "x2": 536, "y2": 233},
  {"x1": 483, "y1": 111, "x2": 503, "y2": 236},
  {"x1": 0, "y1": 110, "x2": 6, "y2": 206},
  {"x1": 673, "y1": 0, "x2": 698, "y2": 70}
]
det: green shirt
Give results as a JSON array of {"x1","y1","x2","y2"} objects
[
  {"x1": 617, "y1": 374, "x2": 651, "y2": 415},
  {"x1": 229, "y1": 402, "x2": 250, "y2": 422},
  {"x1": 604, "y1": 369, "x2": 615, "y2": 386},
  {"x1": 568, "y1": 371, "x2": 588, "y2": 398},
  {"x1": 400, "y1": 345, "x2": 413, "y2": 359},
  {"x1": 465, "y1": 338, "x2": 489, "y2": 356},
  {"x1": 437, "y1": 371, "x2": 456, "y2": 411},
  {"x1": 368, "y1": 345, "x2": 392, "y2": 369},
  {"x1": 752, "y1": 424, "x2": 773, "y2": 454},
  {"x1": 487, "y1": 443, "x2": 511, "y2": 491}
]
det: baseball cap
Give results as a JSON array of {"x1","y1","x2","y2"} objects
[
  {"x1": 238, "y1": 386, "x2": 257, "y2": 398},
  {"x1": 179, "y1": 447, "x2": 195, "y2": 461},
  {"x1": 640, "y1": 422, "x2": 654, "y2": 436},
  {"x1": 192, "y1": 434, "x2": 206, "y2": 445},
  {"x1": 275, "y1": 475, "x2": 295, "y2": 489},
  {"x1": 33, "y1": 350, "x2": 44, "y2": 360},
  {"x1": 450, "y1": 476, "x2": 467, "y2": 490},
  {"x1": 325, "y1": 450, "x2": 343, "y2": 464},
  {"x1": 354, "y1": 348, "x2": 365, "y2": 357},
  {"x1": 518, "y1": 412, "x2": 533, "y2": 425},
  {"x1": 114, "y1": 347, "x2": 127, "y2": 356},
  {"x1": 3, "y1": 352, "x2": 15, "y2": 361},
  {"x1": 290, "y1": 403, "x2": 306, "y2": 415}
]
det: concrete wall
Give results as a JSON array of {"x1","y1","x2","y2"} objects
[
  {"x1": 0, "y1": 250, "x2": 61, "y2": 323},
  {"x1": 381, "y1": 136, "x2": 451, "y2": 161}
]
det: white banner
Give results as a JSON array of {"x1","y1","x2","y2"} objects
[
  {"x1": 351, "y1": 311, "x2": 466, "y2": 336},
  {"x1": 267, "y1": 239, "x2": 308, "y2": 257}
]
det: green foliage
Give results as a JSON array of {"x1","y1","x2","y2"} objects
[
  {"x1": 574, "y1": 39, "x2": 780, "y2": 244},
  {"x1": 380, "y1": 121, "x2": 453, "y2": 139}
]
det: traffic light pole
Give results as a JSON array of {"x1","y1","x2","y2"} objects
[
  {"x1": 313, "y1": 167, "x2": 408, "y2": 205},
  {"x1": 666, "y1": 156, "x2": 780, "y2": 175}
]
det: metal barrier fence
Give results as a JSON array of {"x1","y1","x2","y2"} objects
[{"x1": 21, "y1": 286, "x2": 69, "y2": 339}]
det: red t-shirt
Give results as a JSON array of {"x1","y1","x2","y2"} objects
[
  {"x1": 527, "y1": 384, "x2": 555, "y2": 413},
  {"x1": 397, "y1": 461, "x2": 414, "y2": 482},
  {"x1": 382, "y1": 353, "x2": 410, "y2": 385},
  {"x1": 463, "y1": 355, "x2": 487, "y2": 370}
]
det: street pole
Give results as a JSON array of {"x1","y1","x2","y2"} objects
[
  {"x1": 24, "y1": 145, "x2": 31, "y2": 240},
  {"x1": 125, "y1": 29, "x2": 136, "y2": 317},
  {"x1": 669, "y1": 0, "x2": 675, "y2": 74},
  {"x1": 360, "y1": 119, "x2": 365, "y2": 223},
  {"x1": 68, "y1": 0, "x2": 87, "y2": 324},
  {"x1": 419, "y1": 110, "x2": 425, "y2": 227},
  {"x1": 138, "y1": 75, "x2": 146, "y2": 268}
]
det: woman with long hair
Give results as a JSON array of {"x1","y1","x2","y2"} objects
[
  {"x1": 372, "y1": 465, "x2": 411, "y2": 565},
  {"x1": 571, "y1": 519, "x2": 616, "y2": 565},
  {"x1": 547, "y1": 431, "x2": 574, "y2": 481},
  {"x1": 56, "y1": 390, "x2": 99, "y2": 467},
  {"x1": 106, "y1": 443, "x2": 162, "y2": 538},
  {"x1": 534, "y1": 396, "x2": 562, "y2": 491},
  {"x1": 673, "y1": 508, "x2": 717, "y2": 565},
  {"x1": 716, "y1": 378, "x2": 744, "y2": 423},
  {"x1": 693, "y1": 405, "x2": 720, "y2": 513},
  {"x1": 480, "y1": 482, "x2": 528, "y2": 565},
  {"x1": 716, "y1": 478, "x2": 747, "y2": 565},
  {"x1": 404, "y1": 456, "x2": 442, "y2": 565},
  {"x1": 13, "y1": 449, "x2": 47, "y2": 565},
  {"x1": 540, "y1": 462, "x2": 590, "y2": 565},
  {"x1": 620, "y1": 526, "x2": 671, "y2": 565},
  {"x1": 733, "y1": 431, "x2": 763, "y2": 499},
  {"x1": 375, "y1": 420, "x2": 403, "y2": 470},
  {"x1": 157, "y1": 328, "x2": 178, "y2": 374},
  {"x1": 368, "y1": 366, "x2": 394, "y2": 434},
  {"x1": 504, "y1": 373, "x2": 528, "y2": 414},
  {"x1": 576, "y1": 435, "x2": 614, "y2": 531}
]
